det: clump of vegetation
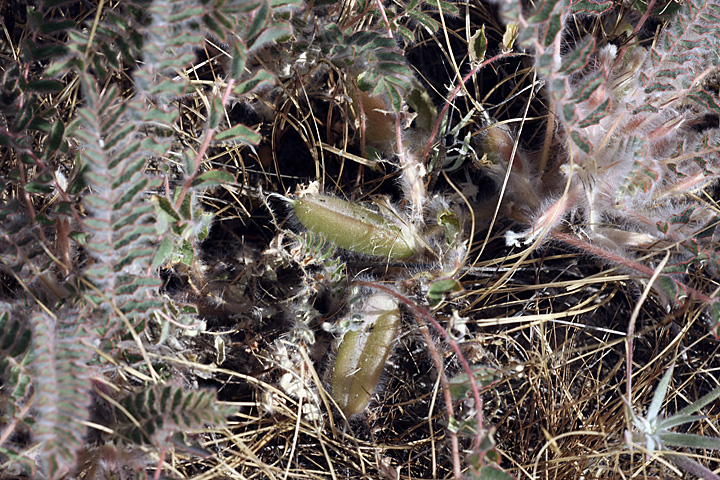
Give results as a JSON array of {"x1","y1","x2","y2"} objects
[{"x1": 1, "y1": 0, "x2": 719, "y2": 478}]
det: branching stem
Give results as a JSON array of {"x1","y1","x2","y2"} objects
[{"x1": 421, "y1": 53, "x2": 519, "y2": 163}]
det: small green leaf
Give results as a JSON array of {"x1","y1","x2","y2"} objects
[
  {"x1": 630, "y1": 0, "x2": 682, "y2": 17},
  {"x1": 44, "y1": 119, "x2": 65, "y2": 158},
  {"x1": 428, "y1": 278, "x2": 462, "y2": 303},
  {"x1": 570, "y1": 130, "x2": 593, "y2": 155},
  {"x1": 660, "y1": 432, "x2": 720, "y2": 450},
  {"x1": 396, "y1": 24, "x2": 415, "y2": 44},
  {"x1": 27, "y1": 79, "x2": 64, "y2": 93},
  {"x1": 437, "y1": 209, "x2": 461, "y2": 245},
  {"x1": 30, "y1": 116, "x2": 52, "y2": 132},
  {"x1": 571, "y1": 0, "x2": 614, "y2": 14},
  {"x1": 209, "y1": 95, "x2": 224, "y2": 129},
  {"x1": 153, "y1": 195, "x2": 182, "y2": 222},
  {"x1": 469, "y1": 26, "x2": 487, "y2": 65},
  {"x1": 70, "y1": 232, "x2": 88, "y2": 244},
  {"x1": 234, "y1": 70, "x2": 274, "y2": 95},
  {"x1": 55, "y1": 201, "x2": 74, "y2": 215},
  {"x1": 202, "y1": 13, "x2": 225, "y2": 40},
  {"x1": 152, "y1": 236, "x2": 175, "y2": 268},
  {"x1": 172, "y1": 239, "x2": 195, "y2": 267},
  {"x1": 250, "y1": 26, "x2": 293, "y2": 50},
  {"x1": 272, "y1": 0, "x2": 304, "y2": 7},
  {"x1": 246, "y1": 0, "x2": 270, "y2": 43},
  {"x1": 647, "y1": 364, "x2": 674, "y2": 421},
  {"x1": 449, "y1": 366, "x2": 501, "y2": 398},
  {"x1": 190, "y1": 169, "x2": 235, "y2": 188},
  {"x1": 183, "y1": 150, "x2": 197, "y2": 176},
  {"x1": 447, "y1": 416, "x2": 461, "y2": 434},
  {"x1": 382, "y1": 80, "x2": 403, "y2": 113},
  {"x1": 38, "y1": 19, "x2": 76, "y2": 34},
  {"x1": 578, "y1": 98, "x2": 611, "y2": 128},
  {"x1": 657, "y1": 414, "x2": 706, "y2": 431},
  {"x1": 675, "y1": 385, "x2": 720, "y2": 417},
  {"x1": 476, "y1": 465, "x2": 514, "y2": 480},
  {"x1": 559, "y1": 36, "x2": 594, "y2": 75},
  {"x1": 230, "y1": 39, "x2": 247, "y2": 79},
  {"x1": 407, "y1": 87, "x2": 437, "y2": 132},
  {"x1": 407, "y1": 10, "x2": 439, "y2": 32},
  {"x1": 25, "y1": 181, "x2": 54, "y2": 194},
  {"x1": 427, "y1": 0, "x2": 459, "y2": 15},
  {"x1": 215, "y1": 123, "x2": 261, "y2": 144},
  {"x1": 502, "y1": 22, "x2": 519, "y2": 52},
  {"x1": 13, "y1": 104, "x2": 34, "y2": 132}
]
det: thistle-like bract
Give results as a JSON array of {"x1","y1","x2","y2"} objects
[
  {"x1": 332, "y1": 292, "x2": 400, "y2": 416},
  {"x1": 290, "y1": 193, "x2": 417, "y2": 259}
]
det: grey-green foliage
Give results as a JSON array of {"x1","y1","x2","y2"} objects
[
  {"x1": 0, "y1": 0, "x2": 507, "y2": 475},
  {"x1": 0, "y1": 310, "x2": 32, "y2": 410},
  {"x1": 283, "y1": 0, "x2": 457, "y2": 112},
  {"x1": 488, "y1": 0, "x2": 720, "y2": 335},
  {"x1": 0, "y1": 0, "x2": 293, "y2": 476},
  {"x1": 117, "y1": 384, "x2": 237, "y2": 445},
  {"x1": 31, "y1": 309, "x2": 95, "y2": 476},
  {"x1": 628, "y1": 364, "x2": 720, "y2": 479},
  {"x1": 0, "y1": 310, "x2": 33, "y2": 471},
  {"x1": 75, "y1": 74, "x2": 165, "y2": 326}
]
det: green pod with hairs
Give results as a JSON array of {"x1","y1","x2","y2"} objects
[
  {"x1": 290, "y1": 194, "x2": 417, "y2": 259},
  {"x1": 332, "y1": 292, "x2": 400, "y2": 416}
]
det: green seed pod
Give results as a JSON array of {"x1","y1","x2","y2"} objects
[
  {"x1": 332, "y1": 292, "x2": 400, "y2": 416},
  {"x1": 290, "y1": 194, "x2": 417, "y2": 259}
]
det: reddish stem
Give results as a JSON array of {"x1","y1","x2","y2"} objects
[
  {"x1": 174, "y1": 78, "x2": 236, "y2": 211},
  {"x1": 550, "y1": 231, "x2": 717, "y2": 305},
  {"x1": 356, "y1": 281, "x2": 486, "y2": 449},
  {"x1": 374, "y1": 0, "x2": 394, "y2": 40},
  {"x1": 421, "y1": 53, "x2": 519, "y2": 163},
  {"x1": 612, "y1": 0, "x2": 658, "y2": 71}
]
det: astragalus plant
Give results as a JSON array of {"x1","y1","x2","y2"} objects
[
  {"x1": 488, "y1": 0, "x2": 720, "y2": 334},
  {"x1": 627, "y1": 364, "x2": 720, "y2": 479}
]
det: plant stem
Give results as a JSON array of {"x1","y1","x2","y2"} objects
[
  {"x1": 174, "y1": 78, "x2": 236, "y2": 211},
  {"x1": 421, "y1": 53, "x2": 519, "y2": 163},
  {"x1": 357, "y1": 281, "x2": 486, "y2": 450}
]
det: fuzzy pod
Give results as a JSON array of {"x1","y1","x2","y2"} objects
[
  {"x1": 290, "y1": 194, "x2": 417, "y2": 259},
  {"x1": 332, "y1": 292, "x2": 400, "y2": 416}
]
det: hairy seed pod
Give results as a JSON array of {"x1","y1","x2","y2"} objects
[
  {"x1": 290, "y1": 194, "x2": 417, "y2": 259},
  {"x1": 332, "y1": 292, "x2": 400, "y2": 416}
]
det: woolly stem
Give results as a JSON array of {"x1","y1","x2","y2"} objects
[{"x1": 550, "y1": 231, "x2": 717, "y2": 305}]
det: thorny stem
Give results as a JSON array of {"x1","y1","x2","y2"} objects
[
  {"x1": 356, "y1": 281, "x2": 487, "y2": 468},
  {"x1": 421, "y1": 53, "x2": 519, "y2": 163},
  {"x1": 173, "y1": 78, "x2": 236, "y2": 210}
]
